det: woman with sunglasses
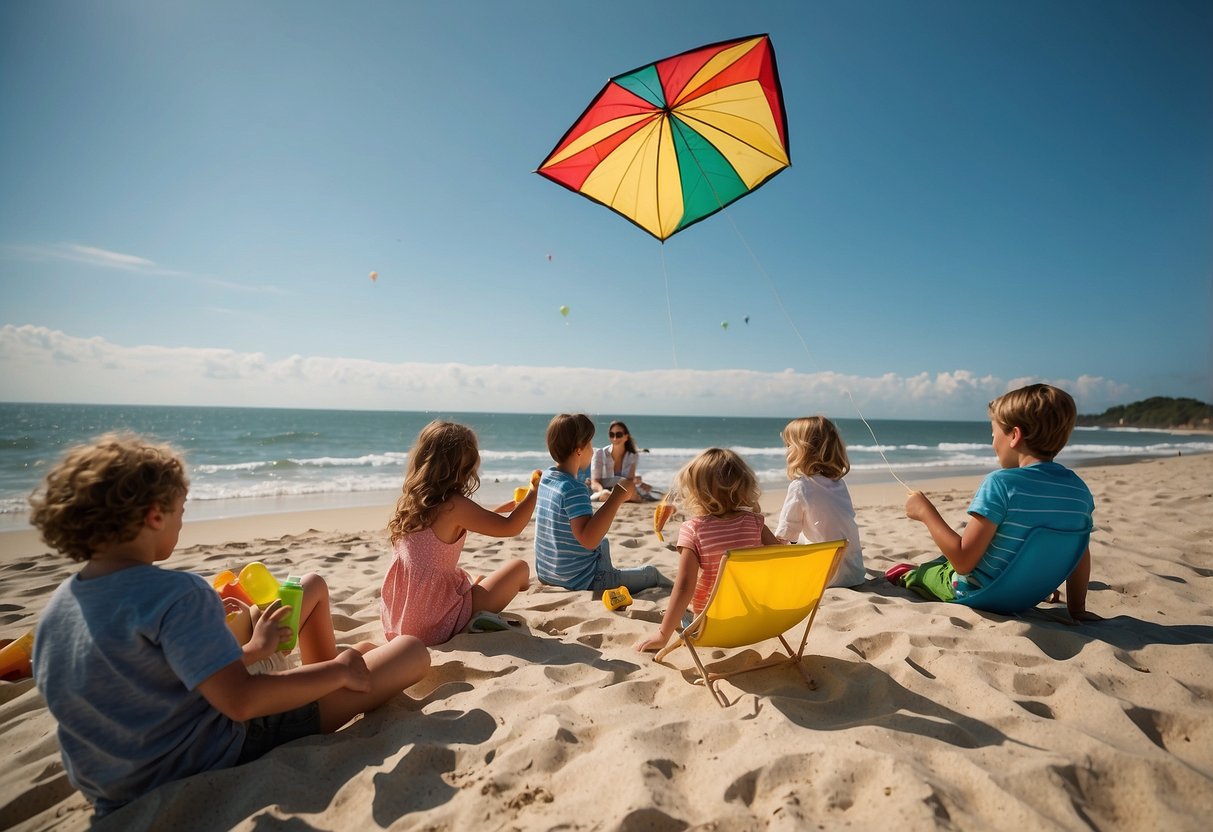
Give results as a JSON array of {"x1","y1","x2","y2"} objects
[{"x1": 590, "y1": 420, "x2": 658, "y2": 503}]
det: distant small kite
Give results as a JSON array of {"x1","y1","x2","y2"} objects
[{"x1": 369, "y1": 271, "x2": 378, "y2": 282}]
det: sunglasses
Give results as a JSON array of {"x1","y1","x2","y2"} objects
[{"x1": 608, "y1": 431, "x2": 626, "y2": 438}]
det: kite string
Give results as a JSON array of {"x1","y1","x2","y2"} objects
[
  {"x1": 718, "y1": 202, "x2": 915, "y2": 494},
  {"x1": 660, "y1": 245, "x2": 679, "y2": 369},
  {"x1": 675, "y1": 144, "x2": 913, "y2": 493},
  {"x1": 846, "y1": 390, "x2": 914, "y2": 493},
  {"x1": 676, "y1": 133, "x2": 812, "y2": 358},
  {"x1": 716, "y1": 207, "x2": 812, "y2": 363}
]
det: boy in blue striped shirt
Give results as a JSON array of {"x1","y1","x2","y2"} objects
[
  {"x1": 892, "y1": 384, "x2": 1098, "y2": 622},
  {"x1": 534, "y1": 414, "x2": 664, "y2": 594}
]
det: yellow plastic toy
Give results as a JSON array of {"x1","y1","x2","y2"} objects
[
  {"x1": 238, "y1": 562, "x2": 280, "y2": 607},
  {"x1": 0, "y1": 629, "x2": 35, "y2": 680},
  {"x1": 602, "y1": 586, "x2": 633, "y2": 611}
]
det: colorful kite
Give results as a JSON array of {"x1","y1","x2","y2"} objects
[{"x1": 537, "y1": 34, "x2": 790, "y2": 242}]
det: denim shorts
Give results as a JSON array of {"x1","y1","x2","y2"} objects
[
  {"x1": 237, "y1": 701, "x2": 322, "y2": 764},
  {"x1": 587, "y1": 538, "x2": 662, "y2": 595}
]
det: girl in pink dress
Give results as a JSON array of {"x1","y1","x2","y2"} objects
[
  {"x1": 635, "y1": 448, "x2": 778, "y2": 653},
  {"x1": 381, "y1": 421, "x2": 535, "y2": 646}
]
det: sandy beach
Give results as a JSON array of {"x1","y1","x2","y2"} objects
[{"x1": 1, "y1": 452, "x2": 1210, "y2": 831}]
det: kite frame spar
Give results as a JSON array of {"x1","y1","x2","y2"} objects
[{"x1": 536, "y1": 34, "x2": 791, "y2": 243}]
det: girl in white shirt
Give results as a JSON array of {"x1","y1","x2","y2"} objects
[{"x1": 775, "y1": 417, "x2": 866, "y2": 587}]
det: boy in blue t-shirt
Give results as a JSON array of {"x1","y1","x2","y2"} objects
[
  {"x1": 29, "y1": 433, "x2": 431, "y2": 816},
  {"x1": 889, "y1": 384, "x2": 1098, "y2": 622},
  {"x1": 534, "y1": 414, "x2": 664, "y2": 594}
]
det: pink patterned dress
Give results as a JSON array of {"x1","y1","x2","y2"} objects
[{"x1": 380, "y1": 527, "x2": 474, "y2": 646}]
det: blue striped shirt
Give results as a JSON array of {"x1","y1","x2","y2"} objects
[
  {"x1": 958, "y1": 461, "x2": 1094, "y2": 595},
  {"x1": 534, "y1": 467, "x2": 599, "y2": 589}
]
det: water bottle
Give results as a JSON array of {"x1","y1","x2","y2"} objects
[
  {"x1": 276, "y1": 576, "x2": 304, "y2": 652},
  {"x1": 238, "y1": 562, "x2": 280, "y2": 607}
]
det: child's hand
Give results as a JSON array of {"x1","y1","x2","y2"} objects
[
  {"x1": 636, "y1": 632, "x2": 671, "y2": 653},
  {"x1": 905, "y1": 491, "x2": 934, "y2": 521},
  {"x1": 613, "y1": 478, "x2": 636, "y2": 501},
  {"x1": 334, "y1": 647, "x2": 371, "y2": 692},
  {"x1": 223, "y1": 597, "x2": 254, "y2": 646},
  {"x1": 246, "y1": 600, "x2": 292, "y2": 661}
]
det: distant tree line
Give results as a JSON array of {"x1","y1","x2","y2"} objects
[{"x1": 1077, "y1": 396, "x2": 1212, "y2": 429}]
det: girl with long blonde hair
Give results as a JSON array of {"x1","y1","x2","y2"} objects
[{"x1": 382, "y1": 421, "x2": 533, "y2": 645}]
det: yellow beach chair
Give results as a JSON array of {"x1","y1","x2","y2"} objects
[{"x1": 654, "y1": 540, "x2": 846, "y2": 707}]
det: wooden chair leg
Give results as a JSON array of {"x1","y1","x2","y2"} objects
[
  {"x1": 654, "y1": 637, "x2": 685, "y2": 663},
  {"x1": 684, "y1": 642, "x2": 728, "y2": 707},
  {"x1": 781, "y1": 630, "x2": 815, "y2": 689}
]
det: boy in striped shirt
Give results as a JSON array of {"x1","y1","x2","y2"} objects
[
  {"x1": 895, "y1": 384, "x2": 1098, "y2": 622},
  {"x1": 533, "y1": 414, "x2": 664, "y2": 595}
]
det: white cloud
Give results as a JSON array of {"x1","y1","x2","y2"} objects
[
  {"x1": 0, "y1": 325, "x2": 1134, "y2": 419},
  {"x1": 64, "y1": 244, "x2": 158, "y2": 270},
  {"x1": 0, "y1": 243, "x2": 288, "y2": 294},
  {"x1": 1, "y1": 242, "x2": 175, "y2": 274}
]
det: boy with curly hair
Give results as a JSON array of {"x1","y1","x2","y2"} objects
[{"x1": 30, "y1": 433, "x2": 430, "y2": 816}]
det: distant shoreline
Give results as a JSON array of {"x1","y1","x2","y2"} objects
[{"x1": 1077, "y1": 425, "x2": 1213, "y2": 436}]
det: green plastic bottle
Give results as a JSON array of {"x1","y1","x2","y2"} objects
[{"x1": 276, "y1": 575, "x2": 304, "y2": 652}]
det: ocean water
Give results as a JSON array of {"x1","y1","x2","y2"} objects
[{"x1": 2, "y1": 402, "x2": 1210, "y2": 531}]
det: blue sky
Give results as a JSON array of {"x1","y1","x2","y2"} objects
[{"x1": 1, "y1": 0, "x2": 1209, "y2": 419}]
